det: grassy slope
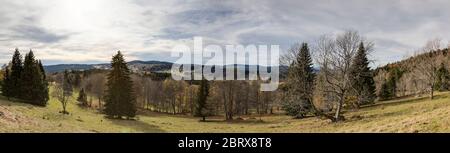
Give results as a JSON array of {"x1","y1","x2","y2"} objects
[{"x1": 1, "y1": 91, "x2": 450, "y2": 133}]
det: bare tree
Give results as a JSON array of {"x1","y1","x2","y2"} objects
[
  {"x1": 413, "y1": 38, "x2": 442, "y2": 99},
  {"x1": 162, "y1": 79, "x2": 185, "y2": 114},
  {"x1": 52, "y1": 71, "x2": 72, "y2": 114},
  {"x1": 89, "y1": 73, "x2": 106, "y2": 110},
  {"x1": 315, "y1": 30, "x2": 371, "y2": 122}
]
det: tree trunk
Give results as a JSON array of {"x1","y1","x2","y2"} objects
[
  {"x1": 172, "y1": 99, "x2": 176, "y2": 115},
  {"x1": 334, "y1": 97, "x2": 344, "y2": 122},
  {"x1": 98, "y1": 97, "x2": 102, "y2": 110},
  {"x1": 430, "y1": 86, "x2": 434, "y2": 100}
]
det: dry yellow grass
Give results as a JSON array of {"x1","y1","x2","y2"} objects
[{"x1": 1, "y1": 91, "x2": 449, "y2": 133}]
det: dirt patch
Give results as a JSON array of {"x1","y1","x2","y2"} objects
[{"x1": 0, "y1": 106, "x2": 38, "y2": 127}]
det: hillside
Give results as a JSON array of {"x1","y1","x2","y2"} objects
[{"x1": 1, "y1": 89, "x2": 449, "y2": 133}]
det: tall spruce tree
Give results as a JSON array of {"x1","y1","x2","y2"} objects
[
  {"x1": 20, "y1": 50, "x2": 48, "y2": 106},
  {"x1": 104, "y1": 51, "x2": 137, "y2": 119},
  {"x1": 37, "y1": 60, "x2": 49, "y2": 104},
  {"x1": 282, "y1": 43, "x2": 316, "y2": 118},
  {"x1": 349, "y1": 42, "x2": 376, "y2": 107},
  {"x1": 2, "y1": 68, "x2": 12, "y2": 99},
  {"x1": 10, "y1": 48, "x2": 23, "y2": 98},
  {"x1": 38, "y1": 60, "x2": 46, "y2": 79},
  {"x1": 194, "y1": 78, "x2": 209, "y2": 121}
]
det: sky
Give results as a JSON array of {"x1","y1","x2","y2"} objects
[{"x1": 1, "y1": 0, "x2": 450, "y2": 66}]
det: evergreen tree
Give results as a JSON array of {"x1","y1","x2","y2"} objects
[
  {"x1": 10, "y1": 48, "x2": 23, "y2": 98},
  {"x1": 37, "y1": 60, "x2": 49, "y2": 104},
  {"x1": 104, "y1": 51, "x2": 137, "y2": 119},
  {"x1": 77, "y1": 88, "x2": 88, "y2": 106},
  {"x1": 434, "y1": 63, "x2": 450, "y2": 91},
  {"x1": 378, "y1": 81, "x2": 391, "y2": 101},
  {"x1": 38, "y1": 60, "x2": 46, "y2": 80},
  {"x1": 20, "y1": 50, "x2": 48, "y2": 106},
  {"x1": 2, "y1": 68, "x2": 12, "y2": 99},
  {"x1": 349, "y1": 42, "x2": 376, "y2": 107},
  {"x1": 282, "y1": 43, "x2": 316, "y2": 118},
  {"x1": 194, "y1": 78, "x2": 209, "y2": 121}
]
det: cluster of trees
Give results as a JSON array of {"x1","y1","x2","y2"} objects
[
  {"x1": 281, "y1": 30, "x2": 376, "y2": 122},
  {"x1": 49, "y1": 52, "x2": 137, "y2": 118},
  {"x1": 59, "y1": 68, "x2": 278, "y2": 121},
  {"x1": 2, "y1": 48, "x2": 49, "y2": 106},
  {"x1": 375, "y1": 39, "x2": 450, "y2": 100}
]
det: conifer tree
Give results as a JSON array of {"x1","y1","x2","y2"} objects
[
  {"x1": 282, "y1": 43, "x2": 316, "y2": 118},
  {"x1": 37, "y1": 60, "x2": 49, "y2": 104},
  {"x1": 38, "y1": 60, "x2": 46, "y2": 80},
  {"x1": 435, "y1": 63, "x2": 450, "y2": 91},
  {"x1": 10, "y1": 48, "x2": 23, "y2": 98},
  {"x1": 2, "y1": 68, "x2": 12, "y2": 99},
  {"x1": 194, "y1": 78, "x2": 209, "y2": 121},
  {"x1": 20, "y1": 50, "x2": 48, "y2": 106},
  {"x1": 378, "y1": 80, "x2": 393, "y2": 101},
  {"x1": 104, "y1": 51, "x2": 137, "y2": 119},
  {"x1": 349, "y1": 42, "x2": 376, "y2": 107}
]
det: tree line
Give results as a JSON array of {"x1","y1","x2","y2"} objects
[{"x1": 375, "y1": 38, "x2": 450, "y2": 100}]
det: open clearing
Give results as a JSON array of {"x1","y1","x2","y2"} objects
[{"x1": 1, "y1": 91, "x2": 450, "y2": 133}]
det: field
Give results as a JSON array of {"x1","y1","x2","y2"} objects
[{"x1": 1, "y1": 90, "x2": 450, "y2": 133}]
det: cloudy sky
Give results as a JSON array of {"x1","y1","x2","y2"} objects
[{"x1": 1, "y1": 0, "x2": 450, "y2": 66}]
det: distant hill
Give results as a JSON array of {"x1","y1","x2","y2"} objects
[
  {"x1": 44, "y1": 60, "x2": 174, "y2": 73},
  {"x1": 44, "y1": 60, "x2": 289, "y2": 78}
]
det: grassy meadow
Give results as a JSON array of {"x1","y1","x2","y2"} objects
[{"x1": 1, "y1": 88, "x2": 450, "y2": 133}]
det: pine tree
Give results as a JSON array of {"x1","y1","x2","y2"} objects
[
  {"x1": 435, "y1": 63, "x2": 450, "y2": 91},
  {"x1": 194, "y1": 78, "x2": 209, "y2": 121},
  {"x1": 104, "y1": 51, "x2": 137, "y2": 119},
  {"x1": 282, "y1": 43, "x2": 316, "y2": 118},
  {"x1": 20, "y1": 50, "x2": 48, "y2": 106},
  {"x1": 378, "y1": 81, "x2": 391, "y2": 101},
  {"x1": 37, "y1": 60, "x2": 49, "y2": 104},
  {"x1": 38, "y1": 60, "x2": 46, "y2": 80},
  {"x1": 349, "y1": 42, "x2": 376, "y2": 107},
  {"x1": 10, "y1": 48, "x2": 23, "y2": 98},
  {"x1": 2, "y1": 68, "x2": 12, "y2": 99}
]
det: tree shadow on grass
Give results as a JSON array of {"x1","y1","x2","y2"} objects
[{"x1": 108, "y1": 118, "x2": 166, "y2": 133}]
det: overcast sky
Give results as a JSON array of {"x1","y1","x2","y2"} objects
[{"x1": 1, "y1": 0, "x2": 450, "y2": 66}]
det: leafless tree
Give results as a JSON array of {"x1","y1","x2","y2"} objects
[
  {"x1": 88, "y1": 73, "x2": 106, "y2": 110},
  {"x1": 314, "y1": 30, "x2": 370, "y2": 122},
  {"x1": 413, "y1": 38, "x2": 442, "y2": 99},
  {"x1": 52, "y1": 72, "x2": 72, "y2": 114}
]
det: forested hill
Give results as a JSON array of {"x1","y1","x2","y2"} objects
[
  {"x1": 44, "y1": 60, "x2": 289, "y2": 78},
  {"x1": 44, "y1": 60, "x2": 174, "y2": 73},
  {"x1": 373, "y1": 47, "x2": 450, "y2": 100}
]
